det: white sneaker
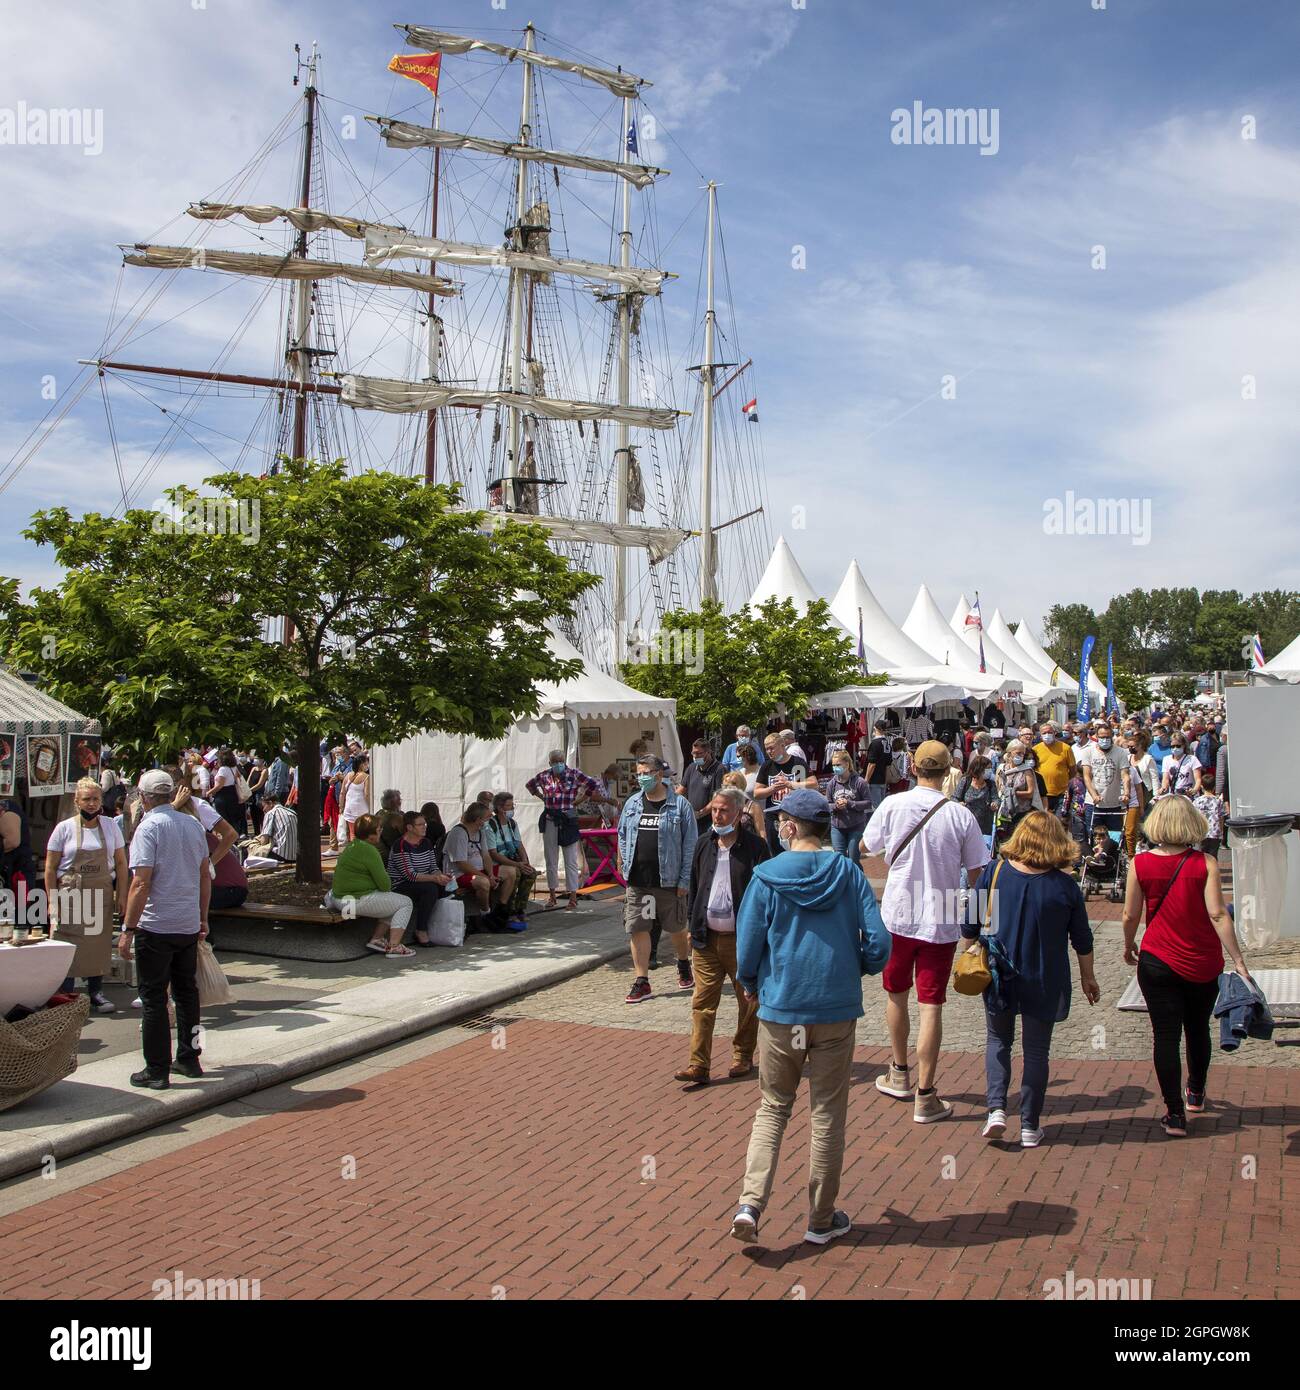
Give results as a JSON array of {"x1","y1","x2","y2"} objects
[
  {"x1": 982, "y1": 1109, "x2": 1007, "y2": 1139},
  {"x1": 1020, "y1": 1125, "x2": 1046, "y2": 1148},
  {"x1": 131, "y1": 997, "x2": 143, "y2": 1009}
]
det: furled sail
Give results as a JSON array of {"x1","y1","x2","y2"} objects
[
  {"x1": 123, "y1": 244, "x2": 459, "y2": 295},
  {"x1": 491, "y1": 515, "x2": 690, "y2": 566},
  {"x1": 340, "y1": 374, "x2": 681, "y2": 429},
  {"x1": 369, "y1": 118, "x2": 667, "y2": 190},
  {"x1": 363, "y1": 226, "x2": 666, "y2": 295},
  {"x1": 186, "y1": 202, "x2": 386, "y2": 240},
  {"x1": 398, "y1": 25, "x2": 650, "y2": 99}
]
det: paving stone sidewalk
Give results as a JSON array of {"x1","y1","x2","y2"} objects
[{"x1": 0, "y1": 1016, "x2": 1296, "y2": 1301}]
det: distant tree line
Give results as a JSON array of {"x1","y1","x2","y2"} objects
[{"x1": 1038, "y1": 588, "x2": 1300, "y2": 675}]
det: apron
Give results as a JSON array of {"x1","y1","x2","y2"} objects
[{"x1": 54, "y1": 818, "x2": 116, "y2": 979}]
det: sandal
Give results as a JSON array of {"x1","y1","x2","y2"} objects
[
  {"x1": 386, "y1": 945, "x2": 416, "y2": 959},
  {"x1": 364, "y1": 940, "x2": 388, "y2": 954}
]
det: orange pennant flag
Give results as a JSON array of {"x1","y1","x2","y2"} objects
[{"x1": 389, "y1": 52, "x2": 441, "y2": 98}]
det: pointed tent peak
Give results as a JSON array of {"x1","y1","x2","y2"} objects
[
  {"x1": 831, "y1": 562, "x2": 942, "y2": 669},
  {"x1": 992, "y1": 610, "x2": 1054, "y2": 681},
  {"x1": 1011, "y1": 620, "x2": 1063, "y2": 676},
  {"x1": 748, "y1": 535, "x2": 821, "y2": 614},
  {"x1": 951, "y1": 594, "x2": 972, "y2": 629}
]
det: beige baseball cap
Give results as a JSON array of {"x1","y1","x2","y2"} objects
[{"x1": 913, "y1": 740, "x2": 951, "y2": 775}]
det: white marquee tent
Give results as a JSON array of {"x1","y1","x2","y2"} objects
[
  {"x1": 370, "y1": 630, "x2": 680, "y2": 867},
  {"x1": 900, "y1": 586, "x2": 1015, "y2": 698},
  {"x1": 1256, "y1": 632, "x2": 1300, "y2": 684},
  {"x1": 948, "y1": 596, "x2": 1059, "y2": 699}
]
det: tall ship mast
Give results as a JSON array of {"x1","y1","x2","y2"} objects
[{"x1": 12, "y1": 22, "x2": 773, "y2": 664}]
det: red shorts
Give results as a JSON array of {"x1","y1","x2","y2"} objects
[
  {"x1": 455, "y1": 872, "x2": 481, "y2": 891},
  {"x1": 881, "y1": 933, "x2": 957, "y2": 1004}
]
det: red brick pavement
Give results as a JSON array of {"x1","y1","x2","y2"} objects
[{"x1": 1, "y1": 1020, "x2": 1297, "y2": 1301}]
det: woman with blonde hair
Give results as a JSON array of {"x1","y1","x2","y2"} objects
[
  {"x1": 1122, "y1": 794, "x2": 1249, "y2": 1137},
  {"x1": 44, "y1": 777, "x2": 129, "y2": 1013},
  {"x1": 960, "y1": 810, "x2": 1099, "y2": 1147}
]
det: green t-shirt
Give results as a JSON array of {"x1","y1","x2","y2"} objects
[{"x1": 331, "y1": 838, "x2": 390, "y2": 898}]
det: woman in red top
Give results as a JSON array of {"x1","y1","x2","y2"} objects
[{"x1": 1122, "y1": 795, "x2": 1250, "y2": 1137}]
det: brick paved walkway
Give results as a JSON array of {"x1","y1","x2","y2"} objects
[{"x1": 1, "y1": 1019, "x2": 1297, "y2": 1300}]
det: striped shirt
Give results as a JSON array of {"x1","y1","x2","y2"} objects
[
  {"x1": 262, "y1": 802, "x2": 298, "y2": 861},
  {"x1": 387, "y1": 835, "x2": 441, "y2": 885}
]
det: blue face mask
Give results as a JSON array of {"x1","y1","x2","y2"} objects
[
  {"x1": 711, "y1": 822, "x2": 733, "y2": 835},
  {"x1": 550, "y1": 761, "x2": 565, "y2": 773},
  {"x1": 693, "y1": 756, "x2": 706, "y2": 768},
  {"x1": 636, "y1": 774, "x2": 658, "y2": 793}
]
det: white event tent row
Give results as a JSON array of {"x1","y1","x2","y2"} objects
[{"x1": 371, "y1": 628, "x2": 680, "y2": 866}]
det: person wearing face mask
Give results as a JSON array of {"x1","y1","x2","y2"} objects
[
  {"x1": 822, "y1": 752, "x2": 872, "y2": 863},
  {"x1": 675, "y1": 787, "x2": 771, "y2": 1084},
  {"x1": 721, "y1": 725, "x2": 755, "y2": 773},
  {"x1": 677, "y1": 738, "x2": 725, "y2": 832},
  {"x1": 1032, "y1": 721, "x2": 1076, "y2": 817},
  {"x1": 526, "y1": 748, "x2": 615, "y2": 911},
  {"x1": 995, "y1": 739, "x2": 1043, "y2": 837},
  {"x1": 1158, "y1": 735, "x2": 1203, "y2": 799},
  {"x1": 617, "y1": 755, "x2": 699, "y2": 1002},
  {"x1": 1149, "y1": 722, "x2": 1176, "y2": 782},
  {"x1": 1077, "y1": 722, "x2": 1131, "y2": 844},
  {"x1": 45, "y1": 778, "x2": 129, "y2": 1013}
]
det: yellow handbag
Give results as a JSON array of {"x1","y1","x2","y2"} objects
[{"x1": 953, "y1": 861, "x2": 1000, "y2": 996}]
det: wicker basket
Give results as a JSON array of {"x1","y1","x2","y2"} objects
[{"x1": 0, "y1": 994, "x2": 92, "y2": 1112}]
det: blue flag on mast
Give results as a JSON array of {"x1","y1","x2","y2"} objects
[
  {"x1": 625, "y1": 119, "x2": 639, "y2": 158},
  {"x1": 1078, "y1": 635, "x2": 1096, "y2": 723}
]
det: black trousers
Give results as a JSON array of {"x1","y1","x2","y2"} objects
[
  {"x1": 395, "y1": 880, "x2": 443, "y2": 935},
  {"x1": 136, "y1": 930, "x2": 202, "y2": 1074},
  {"x1": 1136, "y1": 950, "x2": 1218, "y2": 1113}
]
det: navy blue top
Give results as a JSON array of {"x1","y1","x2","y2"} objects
[{"x1": 961, "y1": 861, "x2": 1093, "y2": 1021}]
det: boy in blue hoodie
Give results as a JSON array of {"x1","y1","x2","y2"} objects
[{"x1": 730, "y1": 789, "x2": 891, "y2": 1247}]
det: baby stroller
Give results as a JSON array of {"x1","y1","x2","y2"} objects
[{"x1": 1078, "y1": 808, "x2": 1128, "y2": 902}]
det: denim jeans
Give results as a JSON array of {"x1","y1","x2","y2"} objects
[
  {"x1": 866, "y1": 784, "x2": 887, "y2": 813},
  {"x1": 829, "y1": 825, "x2": 863, "y2": 863},
  {"x1": 984, "y1": 1007, "x2": 1055, "y2": 1128},
  {"x1": 136, "y1": 930, "x2": 201, "y2": 1075}
]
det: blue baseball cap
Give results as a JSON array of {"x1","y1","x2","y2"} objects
[{"x1": 778, "y1": 788, "x2": 832, "y2": 823}]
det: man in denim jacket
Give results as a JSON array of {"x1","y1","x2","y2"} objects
[{"x1": 618, "y1": 754, "x2": 699, "y2": 1004}]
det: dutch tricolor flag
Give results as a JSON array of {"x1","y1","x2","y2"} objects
[{"x1": 742, "y1": 397, "x2": 758, "y2": 422}]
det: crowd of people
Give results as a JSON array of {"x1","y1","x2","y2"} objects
[{"x1": 591, "y1": 699, "x2": 1256, "y2": 1248}]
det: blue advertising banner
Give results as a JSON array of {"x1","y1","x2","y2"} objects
[
  {"x1": 1106, "y1": 642, "x2": 1118, "y2": 715},
  {"x1": 1077, "y1": 634, "x2": 1096, "y2": 723}
]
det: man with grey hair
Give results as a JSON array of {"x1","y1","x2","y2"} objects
[
  {"x1": 117, "y1": 769, "x2": 211, "y2": 1090},
  {"x1": 675, "y1": 786, "x2": 770, "y2": 1084},
  {"x1": 526, "y1": 747, "x2": 615, "y2": 911},
  {"x1": 721, "y1": 725, "x2": 755, "y2": 773},
  {"x1": 779, "y1": 728, "x2": 808, "y2": 762},
  {"x1": 618, "y1": 754, "x2": 698, "y2": 1003},
  {"x1": 1032, "y1": 719, "x2": 1075, "y2": 817}
]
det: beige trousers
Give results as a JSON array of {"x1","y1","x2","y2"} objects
[{"x1": 738, "y1": 1018, "x2": 856, "y2": 1229}]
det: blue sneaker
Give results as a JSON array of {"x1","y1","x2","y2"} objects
[
  {"x1": 730, "y1": 1204, "x2": 761, "y2": 1244},
  {"x1": 505, "y1": 916, "x2": 529, "y2": 933},
  {"x1": 804, "y1": 1210, "x2": 852, "y2": 1245}
]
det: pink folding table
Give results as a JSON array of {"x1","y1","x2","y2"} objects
[{"x1": 579, "y1": 827, "x2": 624, "y2": 889}]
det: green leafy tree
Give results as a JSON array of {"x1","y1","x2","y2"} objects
[
  {"x1": 0, "y1": 458, "x2": 596, "y2": 882},
  {"x1": 1160, "y1": 674, "x2": 1198, "y2": 703},
  {"x1": 1192, "y1": 590, "x2": 1250, "y2": 671},
  {"x1": 619, "y1": 597, "x2": 872, "y2": 735},
  {"x1": 1113, "y1": 668, "x2": 1152, "y2": 712},
  {"x1": 1244, "y1": 590, "x2": 1300, "y2": 663},
  {"x1": 1041, "y1": 603, "x2": 1098, "y2": 671}
]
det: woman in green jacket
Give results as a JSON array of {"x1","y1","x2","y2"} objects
[{"x1": 327, "y1": 814, "x2": 415, "y2": 958}]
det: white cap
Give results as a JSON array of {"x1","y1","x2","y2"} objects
[{"x1": 138, "y1": 770, "x2": 175, "y2": 797}]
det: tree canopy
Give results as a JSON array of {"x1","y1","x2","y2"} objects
[
  {"x1": 619, "y1": 597, "x2": 876, "y2": 735},
  {"x1": 0, "y1": 458, "x2": 598, "y2": 881},
  {"x1": 1039, "y1": 586, "x2": 1300, "y2": 675}
]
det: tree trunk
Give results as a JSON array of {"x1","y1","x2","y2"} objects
[{"x1": 294, "y1": 730, "x2": 323, "y2": 883}]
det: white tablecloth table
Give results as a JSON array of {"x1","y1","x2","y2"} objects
[{"x1": 0, "y1": 941, "x2": 77, "y2": 1015}]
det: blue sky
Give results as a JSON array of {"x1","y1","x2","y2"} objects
[{"x1": 2, "y1": 0, "x2": 1298, "y2": 639}]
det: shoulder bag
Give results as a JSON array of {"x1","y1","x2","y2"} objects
[{"x1": 953, "y1": 860, "x2": 1000, "y2": 996}]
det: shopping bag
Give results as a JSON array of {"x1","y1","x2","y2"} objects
[
  {"x1": 196, "y1": 940, "x2": 232, "y2": 1006},
  {"x1": 430, "y1": 897, "x2": 466, "y2": 948}
]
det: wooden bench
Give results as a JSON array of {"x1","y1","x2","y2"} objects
[
  {"x1": 207, "y1": 901, "x2": 380, "y2": 962},
  {"x1": 208, "y1": 898, "x2": 487, "y2": 961}
]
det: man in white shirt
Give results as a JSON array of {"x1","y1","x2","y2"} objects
[
  {"x1": 779, "y1": 729, "x2": 808, "y2": 762},
  {"x1": 862, "y1": 740, "x2": 988, "y2": 1123},
  {"x1": 1076, "y1": 723, "x2": 1130, "y2": 840}
]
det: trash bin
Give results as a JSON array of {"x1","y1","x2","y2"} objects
[{"x1": 1227, "y1": 813, "x2": 1298, "y2": 949}]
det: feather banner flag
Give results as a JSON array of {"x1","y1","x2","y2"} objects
[
  {"x1": 1106, "y1": 642, "x2": 1118, "y2": 714},
  {"x1": 1077, "y1": 635, "x2": 1096, "y2": 723}
]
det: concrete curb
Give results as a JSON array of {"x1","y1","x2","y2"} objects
[{"x1": 0, "y1": 929, "x2": 627, "y2": 1183}]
